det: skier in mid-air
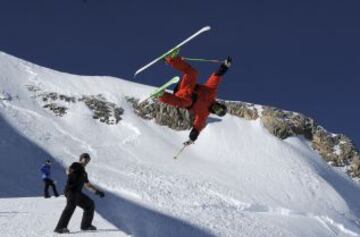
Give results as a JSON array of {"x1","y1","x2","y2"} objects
[
  {"x1": 158, "y1": 49, "x2": 231, "y2": 145},
  {"x1": 40, "y1": 160, "x2": 59, "y2": 198},
  {"x1": 54, "y1": 153, "x2": 105, "y2": 234}
]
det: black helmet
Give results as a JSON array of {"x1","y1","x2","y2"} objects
[
  {"x1": 210, "y1": 102, "x2": 227, "y2": 117},
  {"x1": 79, "y1": 153, "x2": 91, "y2": 161}
]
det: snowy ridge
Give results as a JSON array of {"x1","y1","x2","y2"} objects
[{"x1": 0, "y1": 51, "x2": 360, "y2": 237}]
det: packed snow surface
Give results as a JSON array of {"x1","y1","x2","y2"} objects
[{"x1": 0, "y1": 51, "x2": 360, "y2": 236}]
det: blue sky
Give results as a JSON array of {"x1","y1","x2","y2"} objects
[{"x1": 0, "y1": 0, "x2": 359, "y2": 147}]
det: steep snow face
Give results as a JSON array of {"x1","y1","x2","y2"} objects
[{"x1": 0, "y1": 51, "x2": 360, "y2": 237}]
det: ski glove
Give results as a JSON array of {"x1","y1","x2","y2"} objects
[
  {"x1": 189, "y1": 128, "x2": 199, "y2": 142},
  {"x1": 95, "y1": 190, "x2": 105, "y2": 198},
  {"x1": 183, "y1": 140, "x2": 195, "y2": 146},
  {"x1": 215, "y1": 56, "x2": 232, "y2": 76}
]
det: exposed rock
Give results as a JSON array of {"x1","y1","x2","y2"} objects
[
  {"x1": 127, "y1": 97, "x2": 193, "y2": 130},
  {"x1": 79, "y1": 94, "x2": 124, "y2": 125},
  {"x1": 289, "y1": 113, "x2": 315, "y2": 140},
  {"x1": 260, "y1": 107, "x2": 316, "y2": 140},
  {"x1": 30, "y1": 90, "x2": 77, "y2": 104},
  {"x1": 311, "y1": 127, "x2": 359, "y2": 167},
  {"x1": 338, "y1": 135, "x2": 357, "y2": 160},
  {"x1": 28, "y1": 90, "x2": 77, "y2": 117},
  {"x1": 260, "y1": 107, "x2": 294, "y2": 139},
  {"x1": 43, "y1": 103, "x2": 68, "y2": 117},
  {"x1": 224, "y1": 101, "x2": 259, "y2": 120},
  {"x1": 59, "y1": 94, "x2": 77, "y2": 103},
  {"x1": 349, "y1": 155, "x2": 360, "y2": 177},
  {"x1": 26, "y1": 86, "x2": 124, "y2": 124},
  {"x1": 41, "y1": 92, "x2": 76, "y2": 103}
]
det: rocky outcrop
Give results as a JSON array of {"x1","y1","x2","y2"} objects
[
  {"x1": 28, "y1": 89, "x2": 77, "y2": 117},
  {"x1": 79, "y1": 95, "x2": 124, "y2": 125},
  {"x1": 43, "y1": 103, "x2": 68, "y2": 117},
  {"x1": 26, "y1": 85, "x2": 124, "y2": 124},
  {"x1": 127, "y1": 97, "x2": 193, "y2": 130},
  {"x1": 311, "y1": 127, "x2": 357, "y2": 166},
  {"x1": 223, "y1": 101, "x2": 259, "y2": 120},
  {"x1": 260, "y1": 107, "x2": 315, "y2": 140},
  {"x1": 40, "y1": 92, "x2": 76, "y2": 103},
  {"x1": 350, "y1": 157, "x2": 360, "y2": 178}
]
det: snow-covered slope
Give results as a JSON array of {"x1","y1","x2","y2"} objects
[{"x1": 0, "y1": 51, "x2": 360, "y2": 237}]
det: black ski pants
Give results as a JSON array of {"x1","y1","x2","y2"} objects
[
  {"x1": 43, "y1": 178, "x2": 59, "y2": 197},
  {"x1": 55, "y1": 192, "x2": 95, "y2": 230}
]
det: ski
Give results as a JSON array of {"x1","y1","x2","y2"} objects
[
  {"x1": 139, "y1": 76, "x2": 180, "y2": 104},
  {"x1": 134, "y1": 26, "x2": 211, "y2": 78},
  {"x1": 149, "y1": 76, "x2": 180, "y2": 99}
]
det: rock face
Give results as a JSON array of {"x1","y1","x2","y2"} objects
[
  {"x1": 312, "y1": 127, "x2": 357, "y2": 165},
  {"x1": 26, "y1": 85, "x2": 124, "y2": 124},
  {"x1": 79, "y1": 95, "x2": 124, "y2": 125},
  {"x1": 127, "y1": 97, "x2": 193, "y2": 130},
  {"x1": 27, "y1": 87, "x2": 77, "y2": 117},
  {"x1": 128, "y1": 97, "x2": 360, "y2": 180},
  {"x1": 260, "y1": 107, "x2": 315, "y2": 140},
  {"x1": 223, "y1": 101, "x2": 259, "y2": 120},
  {"x1": 43, "y1": 103, "x2": 68, "y2": 117}
]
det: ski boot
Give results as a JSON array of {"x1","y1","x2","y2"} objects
[
  {"x1": 164, "y1": 48, "x2": 180, "y2": 62},
  {"x1": 215, "y1": 56, "x2": 232, "y2": 76}
]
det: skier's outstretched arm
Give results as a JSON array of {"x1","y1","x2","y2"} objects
[
  {"x1": 204, "y1": 57, "x2": 232, "y2": 89},
  {"x1": 184, "y1": 114, "x2": 206, "y2": 145}
]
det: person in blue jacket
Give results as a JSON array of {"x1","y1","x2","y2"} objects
[{"x1": 40, "y1": 160, "x2": 59, "y2": 198}]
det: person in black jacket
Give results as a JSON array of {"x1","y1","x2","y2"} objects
[{"x1": 54, "y1": 153, "x2": 105, "y2": 234}]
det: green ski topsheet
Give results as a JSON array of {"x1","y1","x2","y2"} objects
[{"x1": 150, "y1": 76, "x2": 180, "y2": 98}]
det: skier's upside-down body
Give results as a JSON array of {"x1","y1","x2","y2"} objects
[{"x1": 159, "y1": 54, "x2": 231, "y2": 145}]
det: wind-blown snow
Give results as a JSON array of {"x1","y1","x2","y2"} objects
[{"x1": 0, "y1": 51, "x2": 360, "y2": 237}]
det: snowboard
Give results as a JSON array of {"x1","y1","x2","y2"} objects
[{"x1": 134, "y1": 26, "x2": 211, "y2": 78}]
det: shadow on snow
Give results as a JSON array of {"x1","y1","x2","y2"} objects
[{"x1": 0, "y1": 114, "x2": 216, "y2": 237}]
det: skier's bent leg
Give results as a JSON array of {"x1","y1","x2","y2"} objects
[
  {"x1": 166, "y1": 57, "x2": 197, "y2": 97},
  {"x1": 166, "y1": 56, "x2": 198, "y2": 77},
  {"x1": 159, "y1": 92, "x2": 192, "y2": 108},
  {"x1": 78, "y1": 193, "x2": 95, "y2": 229}
]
